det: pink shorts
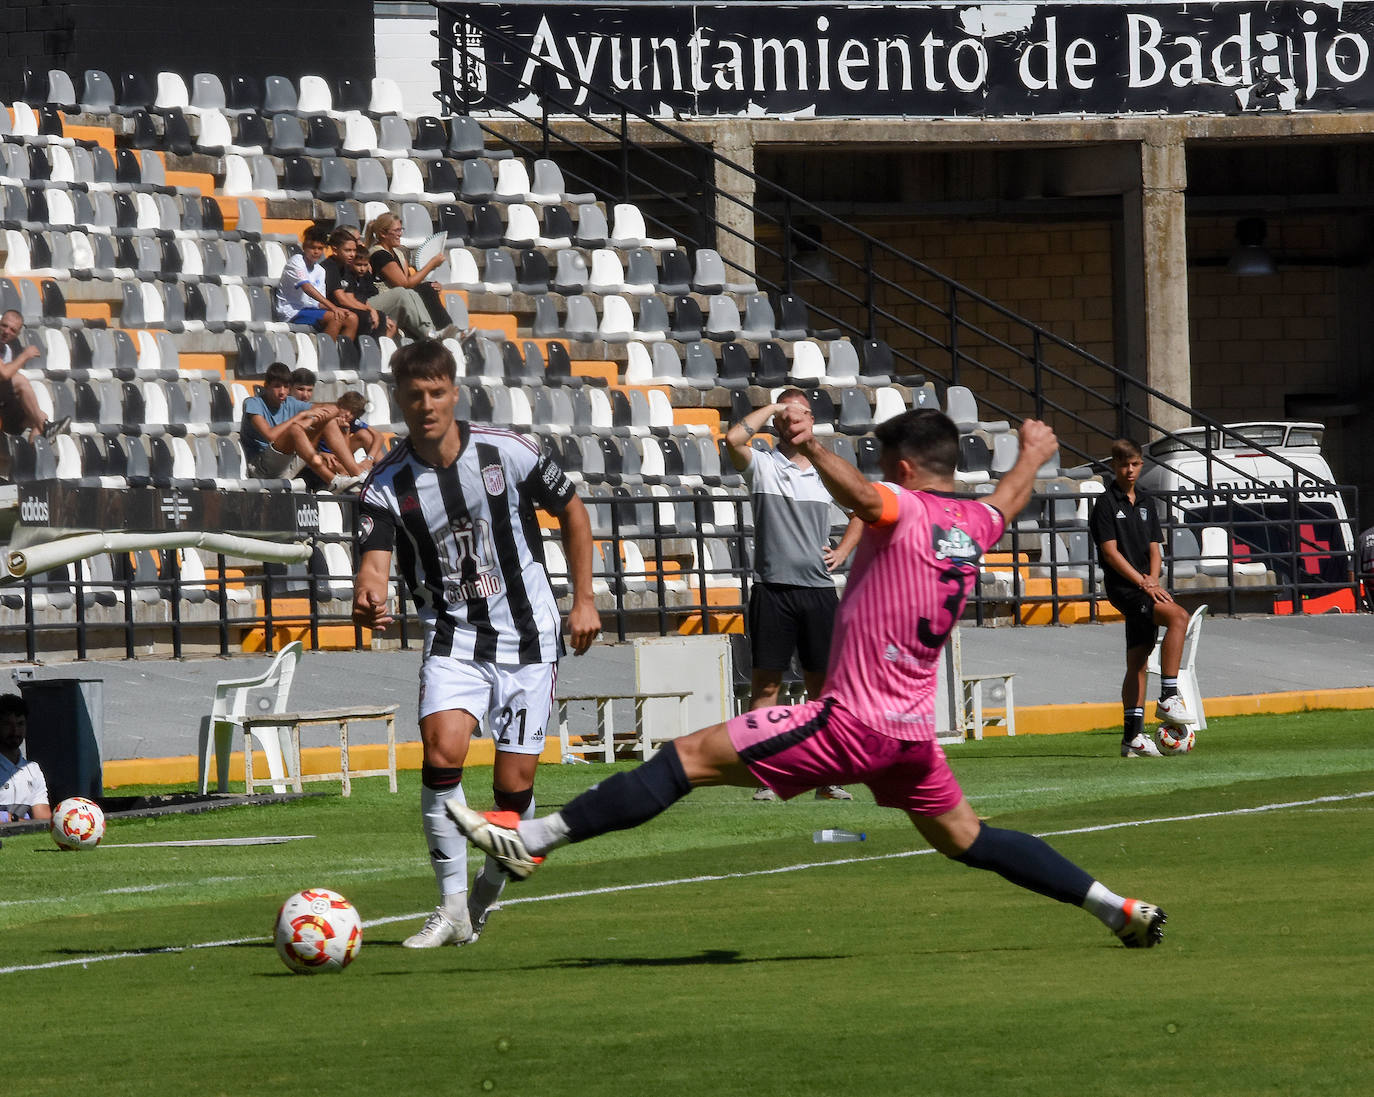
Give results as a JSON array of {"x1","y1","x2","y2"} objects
[{"x1": 726, "y1": 698, "x2": 964, "y2": 818}]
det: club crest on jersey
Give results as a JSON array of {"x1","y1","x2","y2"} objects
[
  {"x1": 482, "y1": 463, "x2": 506, "y2": 496},
  {"x1": 933, "y1": 524, "x2": 980, "y2": 563}
]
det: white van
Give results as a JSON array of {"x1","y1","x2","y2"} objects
[{"x1": 1137, "y1": 422, "x2": 1355, "y2": 587}]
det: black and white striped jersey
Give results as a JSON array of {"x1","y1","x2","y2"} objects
[{"x1": 356, "y1": 423, "x2": 576, "y2": 663}]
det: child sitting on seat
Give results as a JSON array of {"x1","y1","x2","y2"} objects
[{"x1": 275, "y1": 223, "x2": 357, "y2": 339}]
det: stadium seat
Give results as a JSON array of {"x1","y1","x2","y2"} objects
[
  {"x1": 1147, "y1": 605, "x2": 1208, "y2": 728},
  {"x1": 447, "y1": 115, "x2": 512, "y2": 159}
]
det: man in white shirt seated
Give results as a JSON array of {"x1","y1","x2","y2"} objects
[{"x1": 0, "y1": 692, "x2": 51, "y2": 823}]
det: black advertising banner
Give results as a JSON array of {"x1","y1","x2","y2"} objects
[{"x1": 439, "y1": 2, "x2": 1374, "y2": 118}]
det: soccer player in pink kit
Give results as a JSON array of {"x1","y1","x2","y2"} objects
[{"x1": 450, "y1": 408, "x2": 1167, "y2": 948}]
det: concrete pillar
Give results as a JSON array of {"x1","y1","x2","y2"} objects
[
  {"x1": 710, "y1": 124, "x2": 756, "y2": 281},
  {"x1": 1123, "y1": 122, "x2": 1191, "y2": 437}
]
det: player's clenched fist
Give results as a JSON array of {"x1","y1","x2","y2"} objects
[
  {"x1": 776, "y1": 403, "x2": 814, "y2": 449},
  {"x1": 1018, "y1": 418, "x2": 1059, "y2": 466}
]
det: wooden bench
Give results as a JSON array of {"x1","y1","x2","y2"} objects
[
  {"x1": 557, "y1": 690, "x2": 693, "y2": 763},
  {"x1": 241, "y1": 705, "x2": 399, "y2": 796}
]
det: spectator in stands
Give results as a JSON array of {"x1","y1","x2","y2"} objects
[
  {"x1": 240, "y1": 361, "x2": 362, "y2": 491},
  {"x1": 294, "y1": 390, "x2": 381, "y2": 492},
  {"x1": 290, "y1": 368, "x2": 316, "y2": 403},
  {"x1": 1088, "y1": 438, "x2": 1197, "y2": 758},
  {"x1": 364, "y1": 212, "x2": 457, "y2": 338},
  {"x1": 323, "y1": 228, "x2": 397, "y2": 339},
  {"x1": 275, "y1": 224, "x2": 357, "y2": 338},
  {"x1": 344, "y1": 233, "x2": 445, "y2": 342},
  {"x1": 726, "y1": 389, "x2": 864, "y2": 802},
  {"x1": 0, "y1": 310, "x2": 69, "y2": 443},
  {"x1": 0, "y1": 692, "x2": 50, "y2": 823}
]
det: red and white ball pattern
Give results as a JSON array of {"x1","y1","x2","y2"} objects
[
  {"x1": 1155, "y1": 725, "x2": 1197, "y2": 755},
  {"x1": 51, "y1": 796, "x2": 105, "y2": 850},
  {"x1": 274, "y1": 888, "x2": 363, "y2": 974}
]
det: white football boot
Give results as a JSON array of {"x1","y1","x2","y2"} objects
[
  {"x1": 446, "y1": 804, "x2": 543, "y2": 880},
  {"x1": 1114, "y1": 898, "x2": 1167, "y2": 948},
  {"x1": 402, "y1": 907, "x2": 474, "y2": 949}
]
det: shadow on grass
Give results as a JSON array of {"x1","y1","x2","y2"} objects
[{"x1": 534, "y1": 948, "x2": 846, "y2": 969}]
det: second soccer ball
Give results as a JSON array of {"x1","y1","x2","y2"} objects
[{"x1": 1155, "y1": 726, "x2": 1196, "y2": 755}]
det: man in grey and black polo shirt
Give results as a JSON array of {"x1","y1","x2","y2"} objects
[{"x1": 726, "y1": 388, "x2": 863, "y2": 800}]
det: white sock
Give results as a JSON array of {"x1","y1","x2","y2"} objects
[
  {"x1": 471, "y1": 794, "x2": 539, "y2": 920},
  {"x1": 421, "y1": 781, "x2": 468, "y2": 907},
  {"x1": 518, "y1": 811, "x2": 573, "y2": 857},
  {"x1": 1082, "y1": 880, "x2": 1128, "y2": 930}
]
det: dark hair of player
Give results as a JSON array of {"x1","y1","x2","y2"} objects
[
  {"x1": 875, "y1": 408, "x2": 960, "y2": 478},
  {"x1": 391, "y1": 340, "x2": 457, "y2": 386}
]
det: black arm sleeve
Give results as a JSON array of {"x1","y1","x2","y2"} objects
[{"x1": 523, "y1": 451, "x2": 576, "y2": 514}]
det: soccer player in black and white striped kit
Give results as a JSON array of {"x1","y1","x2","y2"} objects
[{"x1": 353, "y1": 340, "x2": 601, "y2": 947}]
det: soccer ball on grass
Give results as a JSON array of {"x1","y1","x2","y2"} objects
[
  {"x1": 1155, "y1": 725, "x2": 1196, "y2": 755},
  {"x1": 51, "y1": 796, "x2": 105, "y2": 850},
  {"x1": 274, "y1": 888, "x2": 363, "y2": 974}
]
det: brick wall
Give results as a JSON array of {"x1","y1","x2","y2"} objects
[
  {"x1": 1187, "y1": 216, "x2": 1342, "y2": 420},
  {"x1": 792, "y1": 217, "x2": 1120, "y2": 465}
]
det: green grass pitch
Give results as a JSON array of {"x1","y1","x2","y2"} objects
[{"x1": 5, "y1": 711, "x2": 1372, "y2": 1097}]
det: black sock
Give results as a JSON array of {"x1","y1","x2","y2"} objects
[
  {"x1": 1161, "y1": 678, "x2": 1180, "y2": 701},
  {"x1": 560, "y1": 743, "x2": 692, "y2": 843},
  {"x1": 493, "y1": 786, "x2": 534, "y2": 816},
  {"x1": 421, "y1": 764, "x2": 463, "y2": 790},
  {"x1": 953, "y1": 823, "x2": 1094, "y2": 906},
  {"x1": 1122, "y1": 707, "x2": 1145, "y2": 743}
]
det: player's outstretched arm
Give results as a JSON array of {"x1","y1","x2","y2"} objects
[
  {"x1": 352, "y1": 549, "x2": 395, "y2": 631},
  {"x1": 556, "y1": 494, "x2": 601, "y2": 655},
  {"x1": 985, "y1": 419, "x2": 1059, "y2": 523},
  {"x1": 779, "y1": 405, "x2": 885, "y2": 521}
]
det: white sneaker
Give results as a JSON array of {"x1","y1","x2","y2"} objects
[
  {"x1": 751, "y1": 787, "x2": 778, "y2": 802},
  {"x1": 1121, "y1": 734, "x2": 1163, "y2": 758},
  {"x1": 1155, "y1": 695, "x2": 1197, "y2": 728},
  {"x1": 402, "y1": 907, "x2": 474, "y2": 948},
  {"x1": 815, "y1": 785, "x2": 853, "y2": 801},
  {"x1": 328, "y1": 472, "x2": 364, "y2": 493},
  {"x1": 446, "y1": 804, "x2": 543, "y2": 880}
]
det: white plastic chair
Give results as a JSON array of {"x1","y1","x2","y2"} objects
[
  {"x1": 1147, "y1": 605, "x2": 1208, "y2": 729},
  {"x1": 197, "y1": 641, "x2": 304, "y2": 794}
]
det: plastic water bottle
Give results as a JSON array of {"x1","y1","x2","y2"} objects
[{"x1": 813, "y1": 828, "x2": 866, "y2": 843}]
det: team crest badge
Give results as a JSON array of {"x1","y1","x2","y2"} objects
[
  {"x1": 359, "y1": 515, "x2": 374, "y2": 539},
  {"x1": 482, "y1": 463, "x2": 506, "y2": 496}
]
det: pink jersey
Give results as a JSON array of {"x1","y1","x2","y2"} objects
[{"x1": 824, "y1": 485, "x2": 1005, "y2": 740}]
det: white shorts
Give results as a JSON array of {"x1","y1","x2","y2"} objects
[{"x1": 418, "y1": 657, "x2": 557, "y2": 756}]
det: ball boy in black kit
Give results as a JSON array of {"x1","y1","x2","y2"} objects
[{"x1": 1088, "y1": 439, "x2": 1197, "y2": 757}]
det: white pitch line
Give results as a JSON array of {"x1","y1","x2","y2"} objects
[
  {"x1": 3, "y1": 788, "x2": 1372, "y2": 976},
  {"x1": 102, "y1": 835, "x2": 317, "y2": 849}
]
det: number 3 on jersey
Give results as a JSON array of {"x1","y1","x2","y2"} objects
[{"x1": 916, "y1": 564, "x2": 973, "y2": 649}]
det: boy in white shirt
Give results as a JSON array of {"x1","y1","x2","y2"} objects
[{"x1": 275, "y1": 224, "x2": 357, "y2": 339}]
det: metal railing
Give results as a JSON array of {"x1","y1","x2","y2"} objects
[{"x1": 1, "y1": 479, "x2": 1360, "y2": 662}]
